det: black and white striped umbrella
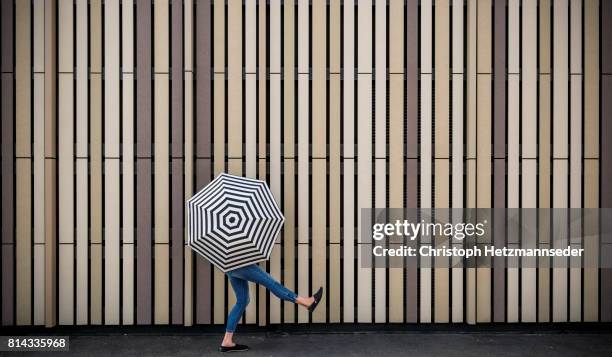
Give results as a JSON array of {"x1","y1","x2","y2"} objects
[{"x1": 187, "y1": 173, "x2": 285, "y2": 272}]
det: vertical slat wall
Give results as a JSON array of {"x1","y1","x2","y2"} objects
[{"x1": 1, "y1": 0, "x2": 610, "y2": 327}]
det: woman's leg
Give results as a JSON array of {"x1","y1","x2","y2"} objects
[
  {"x1": 222, "y1": 275, "x2": 249, "y2": 347},
  {"x1": 232, "y1": 264, "x2": 314, "y2": 307}
]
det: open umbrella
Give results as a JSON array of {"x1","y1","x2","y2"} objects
[{"x1": 187, "y1": 173, "x2": 285, "y2": 272}]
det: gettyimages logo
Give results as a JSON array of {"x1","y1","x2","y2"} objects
[{"x1": 372, "y1": 219, "x2": 487, "y2": 241}]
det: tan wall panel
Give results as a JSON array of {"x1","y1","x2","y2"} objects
[
  {"x1": 16, "y1": 160, "x2": 32, "y2": 325},
  {"x1": 283, "y1": 159, "x2": 296, "y2": 323},
  {"x1": 154, "y1": 244, "x2": 170, "y2": 324},
  {"x1": 227, "y1": 0, "x2": 242, "y2": 158},
  {"x1": 343, "y1": 0, "x2": 355, "y2": 324},
  {"x1": 154, "y1": 75, "x2": 170, "y2": 244},
  {"x1": 58, "y1": 74, "x2": 73, "y2": 246},
  {"x1": 312, "y1": 159, "x2": 327, "y2": 322},
  {"x1": 154, "y1": 0, "x2": 169, "y2": 72},
  {"x1": 76, "y1": 159, "x2": 88, "y2": 324},
  {"x1": 15, "y1": 0, "x2": 31, "y2": 158},
  {"x1": 58, "y1": 245, "x2": 74, "y2": 324},
  {"x1": 122, "y1": 244, "x2": 135, "y2": 325},
  {"x1": 105, "y1": 160, "x2": 121, "y2": 324},
  {"x1": 90, "y1": 244, "x2": 102, "y2": 324}
]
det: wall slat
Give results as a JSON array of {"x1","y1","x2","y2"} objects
[{"x1": 15, "y1": 0, "x2": 31, "y2": 326}]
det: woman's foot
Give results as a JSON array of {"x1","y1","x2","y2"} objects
[
  {"x1": 307, "y1": 287, "x2": 324, "y2": 312},
  {"x1": 219, "y1": 344, "x2": 249, "y2": 353}
]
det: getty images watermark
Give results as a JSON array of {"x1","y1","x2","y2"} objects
[{"x1": 360, "y1": 208, "x2": 612, "y2": 269}]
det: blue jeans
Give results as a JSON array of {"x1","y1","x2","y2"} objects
[{"x1": 225, "y1": 264, "x2": 297, "y2": 332}]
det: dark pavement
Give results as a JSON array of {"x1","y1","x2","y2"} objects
[{"x1": 3, "y1": 330, "x2": 612, "y2": 356}]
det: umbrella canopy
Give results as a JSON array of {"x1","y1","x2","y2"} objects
[{"x1": 187, "y1": 173, "x2": 285, "y2": 272}]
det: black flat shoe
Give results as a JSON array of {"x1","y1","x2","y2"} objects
[
  {"x1": 219, "y1": 344, "x2": 249, "y2": 353},
  {"x1": 308, "y1": 287, "x2": 324, "y2": 312}
]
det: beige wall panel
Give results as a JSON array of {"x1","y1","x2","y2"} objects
[
  {"x1": 245, "y1": 0, "x2": 256, "y2": 73},
  {"x1": 33, "y1": 69, "x2": 45, "y2": 327},
  {"x1": 521, "y1": 161, "x2": 537, "y2": 322},
  {"x1": 298, "y1": 0, "x2": 309, "y2": 72},
  {"x1": 374, "y1": 0, "x2": 386, "y2": 324},
  {"x1": 245, "y1": 0, "x2": 256, "y2": 176},
  {"x1": 105, "y1": 160, "x2": 121, "y2": 324},
  {"x1": 420, "y1": 75, "x2": 432, "y2": 208},
  {"x1": 33, "y1": 74, "x2": 44, "y2": 245},
  {"x1": 552, "y1": 160, "x2": 568, "y2": 321},
  {"x1": 522, "y1": 0, "x2": 537, "y2": 158},
  {"x1": 570, "y1": 78, "x2": 583, "y2": 208},
  {"x1": 90, "y1": 244, "x2": 102, "y2": 324},
  {"x1": 122, "y1": 0, "x2": 134, "y2": 72},
  {"x1": 58, "y1": 0, "x2": 73, "y2": 71},
  {"x1": 34, "y1": 244, "x2": 44, "y2": 325},
  {"x1": 374, "y1": 160, "x2": 386, "y2": 323},
  {"x1": 58, "y1": 75, "x2": 73, "y2": 245},
  {"x1": 76, "y1": 159, "x2": 88, "y2": 324},
  {"x1": 343, "y1": 0, "x2": 355, "y2": 324},
  {"x1": 122, "y1": 75, "x2": 134, "y2": 245},
  {"x1": 434, "y1": 160, "x2": 450, "y2": 323},
  {"x1": 214, "y1": 73, "x2": 225, "y2": 175},
  {"x1": 421, "y1": 0, "x2": 432, "y2": 73},
  {"x1": 553, "y1": 0, "x2": 569, "y2": 159},
  {"x1": 227, "y1": 0, "x2": 242, "y2": 158},
  {"x1": 435, "y1": 0, "x2": 450, "y2": 158},
  {"x1": 584, "y1": 0, "x2": 599, "y2": 159},
  {"x1": 298, "y1": 245, "x2": 309, "y2": 323},
  {"x1": 297, "y1": 74, "x2": 309, "y2": 244},
  {"x1": 466, "y1": 0, "x2": 476, "y2": 163},
  {"x1": 33, "y1": 0, "x2": 44, "y2": 72},
  {"x1": 59, "y1": 245, "x2": 74, "y2": 324},
  {"x1": 476, "y1": 0, "x2": 492, "y2": 73},
  {"x1": 154, "y1": 75, "x2": 170, "y2": 244},
  {"x1": 270, "y1": 246, "x2": 282, "y2": 324},
  {"x1": 105, "y1": 0, "x2": 120, "y2": 157},
  {"x1": 329, "y1": 73, "x2": 341, "y2": 321},
  {"x1": 283, "y1": 159, "x2": 296, "y2": 323},
  {"x1": 183, "y1": 68, "x2": 193, "y2": 326},
  {"x1": 357, "y1": 0, "x2": 372, "y2": 72},
  {"x1": 343, "y1": 159, "x2": 355, "y2": 323},
  {"x1": 476, "y1": 76, "x2": 491, "y2": 323},
  {"x1": 122, "y1": 244, "x2": 135, "y2": 325},
  {"x1": 15, "y1": 0, "x2": 31, "y2": 158},
  {"x1": 312, "y1": 160, "x2": 327, "y2": 323},
  {"x1": 245, "y1": 74, "x2": 256, "y2": 176},
  {"x1": 90, "y1": 74, "x2": 102, "y2": 245},
  {"x1": 570, "y1": 0, "x2": 582, "y2": 73},
  {"x1": 213, "y1": 0, "x2": 224, "y2": 71},
  {"x1": 296, "y1": 69, "x2": 309, "y2": 322},
  {"x1": 154, "y1": 0, "x2": 169, "y2": 72},
  {"x1": 357, "y1": 72, "x2": 372, "y2": 322},
  {"x1": 540, "y1": 0, "x2": 551, "y2": 73},
  {"x1": 434, "y1": 0, "x2": 450, "y2": 324},
  {"x1": 330, "y1": 0, "x2": 341, "y2": 73},
  {"x1": 451, "y1": 73, "x2": 464, "y2": 322},
  {"x1": 508, "y1": 0, "x2": 519, "y2": 73},
  {"x1": 76, "y1": 0, "x2": 88, "y2": 157},
  {"x1": 16, "y1": 160, "x2": 32, "y2": 324},
  {"x1": 584, "y1": 160, "x2": 599, "y2": 321},
  {"x1": 312, "y1": 0, "x2": 326, "y2": 158},
  {"x1": 154, "y1": 244, "x2": 170, "y2": 324},
  {"x1": 389, "y1": 75, "x2": 404, "y2": 321}
]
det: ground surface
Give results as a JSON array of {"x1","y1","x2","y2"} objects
[{"x1": 3, "y1": 330, "x2": 612, "y2": 356}]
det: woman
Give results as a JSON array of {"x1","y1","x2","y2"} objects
[{"x1": 219, "y1": 263, "x2": 323, "y2": 353}]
